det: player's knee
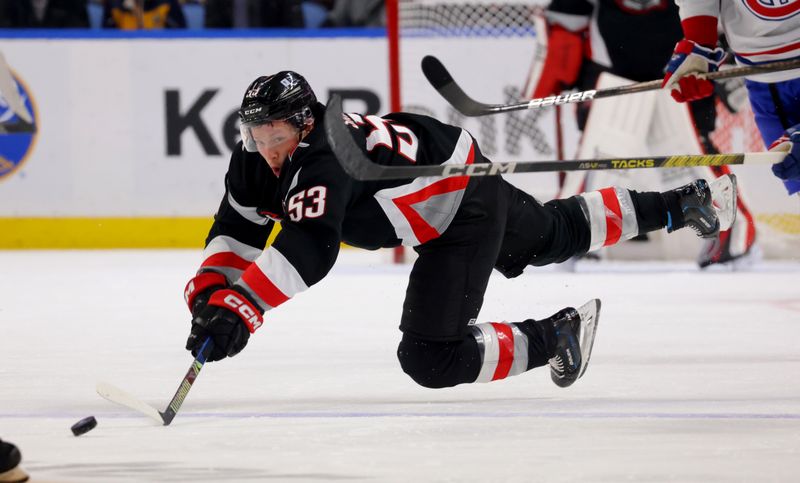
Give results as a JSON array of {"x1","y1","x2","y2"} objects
[{"x1": 396, "y1": 334, "x2": 475, "y2": 389}]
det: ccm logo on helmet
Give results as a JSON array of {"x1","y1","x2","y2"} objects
[{"x1": 214, "y1": 291, "x2": 263, "y2": 332}]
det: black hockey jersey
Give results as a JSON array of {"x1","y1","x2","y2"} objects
[
  {"x1": 197, "y1": 103, "x2": 482, "y2": 313},
  {"x1": 548, "y1": 0, "x2": 683, "y2": 81}
]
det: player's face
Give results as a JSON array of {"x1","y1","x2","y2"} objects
[{"x1": 248, "y1": 121, "x2": 301, "y2": 177}]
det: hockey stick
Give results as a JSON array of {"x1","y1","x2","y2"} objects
[
  {"x1": 422, "y1": 55, "x2": 800, "y2": 116},
  {"x1": 323, "y1": 95, "x2": 785, "y2": 181},
  {"x1": 96, "y1": 338, "x2": 213, "y2": 426}
]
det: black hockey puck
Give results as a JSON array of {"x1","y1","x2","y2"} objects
[{"x1": 71, "y1": 416, "x2": 97, "y2": 436}]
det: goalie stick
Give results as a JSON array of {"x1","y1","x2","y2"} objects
[
  {"x1": 422, "y1": 55, "x2": 800, "y2": 117},
  {"x1": 96, "y1": 338, "x2": 213, "y2": 426},
  {"x1": 323, "y1": 95, "x2": 785, "y2": 181}
]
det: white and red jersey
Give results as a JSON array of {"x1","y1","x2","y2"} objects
[
  {"x1": 195, "y1": 103, "x2": 482, "y2": 313},
  {"x1": 676, "y1": 0, "x2": 800, "y2": 82}
]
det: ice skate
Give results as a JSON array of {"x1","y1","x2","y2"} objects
[
  {"x1": 668, "y1": 174, "x2": 737, "y2": 239},
  {"x1": 0, "y1": 439, "x2": 28, "y2": 483},
  {"x1": 698, "y1": 231, "x2": 761, "y2": 269},
  {"x1": 546, "y1": 299, "x2": 601, "y2": 388}
]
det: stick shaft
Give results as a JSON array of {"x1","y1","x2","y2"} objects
[
  {"x1": 422, "y1": 55, "x2": 800, "y2": 116},
  {"x1": 324, "y1": 95, "x2": 784, "y2": 181},
  {"x1": 160, "y1": 338, "x2": 213, "y2": 425}
]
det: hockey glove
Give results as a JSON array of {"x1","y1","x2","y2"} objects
[
  {"x1": 184, "y1": 271, "x2": 228, "y2": 316},
  {"x1": 769, "y1": 127, "x2": 800, "y2": 195},
  {"x1": 531, "y1": 22, "x2": 586, "y2": 99},
  {"x1": 185, "y1": 287, "x2": 263, "y2": 362},
  {"x1": 662, "y1": 39, "x2": 726, "y2": 103}
]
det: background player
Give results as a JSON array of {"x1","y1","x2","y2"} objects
[
  {"x1": 662, "y1": 0, "x2": 800, "y2": 195},
  {"x1": 182, "y1": 71, "x2": 736, "y2": 390},
  {"x1": 526, "y1": 0, "x2": 758, "y2": 267}
]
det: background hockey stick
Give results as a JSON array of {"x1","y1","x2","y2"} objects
[
  {"x1": 422, "y1": 55, "x2": 800, "y2": 117},
  {"x1": 324, "y1": 95, "x2": 785, "y2": 181},
  {"x1": 97, "y1": 338, "x2": 213, "y2": 426}
]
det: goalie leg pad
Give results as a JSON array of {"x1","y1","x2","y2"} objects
[{"x1": 577, "y1": 187, "x2": 640, "y2": 251}]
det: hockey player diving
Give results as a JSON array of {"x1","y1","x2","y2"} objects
[{"x1": 182, "y1": 71, "x2": 737, "y2": 390}]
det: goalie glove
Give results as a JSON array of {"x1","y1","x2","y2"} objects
[
  {"x1": 769, "y1": 126, "x2": 800, "y2": 195},
  {"x1": 662, "y1": 39, "x2": 726, "y2": 103},
  {"x1": 185, "y1": 287, "x2": 264, "y2": 362}
]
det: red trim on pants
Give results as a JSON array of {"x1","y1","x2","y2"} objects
[
  {"x1": 490, "y1": 323, "x2": 515, "y2": 380},
  {"x1": 599, "y1": 188, "x2": 623, "y2": 246}
]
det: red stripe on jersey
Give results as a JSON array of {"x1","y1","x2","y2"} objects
[
  {"x1": 201, "y1": 252, "x2": 252, "y2": 271},
  {"x1": 737, "y1": 40, "x2": 800, "y2": 57},
  {"x1": 490, "y1": 323, "x2": 515, "y2": 381},
  {"x1": 391, "y1": 144, "x2": 475, "y2": 244},
  {"x1": 241, "y1": 265, "x2": 290, "y2": 308},
  {"x1": 599, "y1": 188, "x2": 623, "y2": 246}
]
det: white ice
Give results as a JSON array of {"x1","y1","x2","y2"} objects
[{"x1": 1, "y1": 249, "x2": 800, "y2": 482}]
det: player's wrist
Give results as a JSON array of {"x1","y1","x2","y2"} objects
[
  {"x1": 184, "y1": 271, "x2": 228, "y2": 314},
  {"x1": 680, "y1": 15, "x2": 718, "y2": 47}
]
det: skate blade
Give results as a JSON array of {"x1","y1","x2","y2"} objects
[
  {"x1": 710, "y1": 174, "x2": 738, "y2": 232},
  {"x1": 575, "y1": 299, "x2": 601, "y2": 379}
]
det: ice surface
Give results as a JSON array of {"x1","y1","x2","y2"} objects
[{"x1": 1, "y1": 249, "x2": 799, "y2": 482}]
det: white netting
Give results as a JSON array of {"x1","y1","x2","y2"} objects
[{"x1": 399, "y1": 1, "x2": 542, "y2": 36}]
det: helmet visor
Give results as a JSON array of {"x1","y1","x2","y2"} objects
[{"x1": 239, "y1": 120, "x2": 300, "y2": 153}]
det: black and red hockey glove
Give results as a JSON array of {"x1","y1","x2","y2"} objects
[
  {"x1": 184, "y1": 271, "x2": 228, "y2": 317},
  {"x1": 185, "y1": 287, "x2": 264, "y2": 362}
]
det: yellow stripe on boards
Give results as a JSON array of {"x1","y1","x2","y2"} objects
[
  {"x1": 756, "y1": 213, "x2": 800, "y2": 235},
  {"x1": 0, "y1": 218, "x2": 279, "y2": 249}
]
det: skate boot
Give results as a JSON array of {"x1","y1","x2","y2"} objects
[
  {"x1": 667, "y1": 174, "x2": 737, "y2": 239},
  {"x1": 0, "y1": 439, "x2": 28, "y2": 483},
  {"x1": 546, "y1": 299, "x2": 601, "y2": 388}
]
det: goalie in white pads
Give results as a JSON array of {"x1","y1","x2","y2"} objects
[{"x1": 183, "y1": 71, "x2": 737, "y2": 390}]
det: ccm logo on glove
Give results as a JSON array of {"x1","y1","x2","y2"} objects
[{"x1": 208, "y1": 290, "x2": 264, "y2": 332}]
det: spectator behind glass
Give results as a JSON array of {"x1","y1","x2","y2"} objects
[
  {"x1": 103, "y1": 0, "x2": 186, "y2": 29},
  {"x1": 322, "y1": 0, "x2": 384, "y2": 27},
  {"x1": 0, "y1": 0, "x2": 90, "y2": 28},
  {"x1": 204, "y1": 0, "x2": 304, "y2": 28}
]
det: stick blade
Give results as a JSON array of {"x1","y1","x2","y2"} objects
[
  {"x1": 421, "y1": 56, "x2": 492, "y2": 117},
  {"x1": 96, "y1": 382, "x2": 165, "y2": 425}
]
